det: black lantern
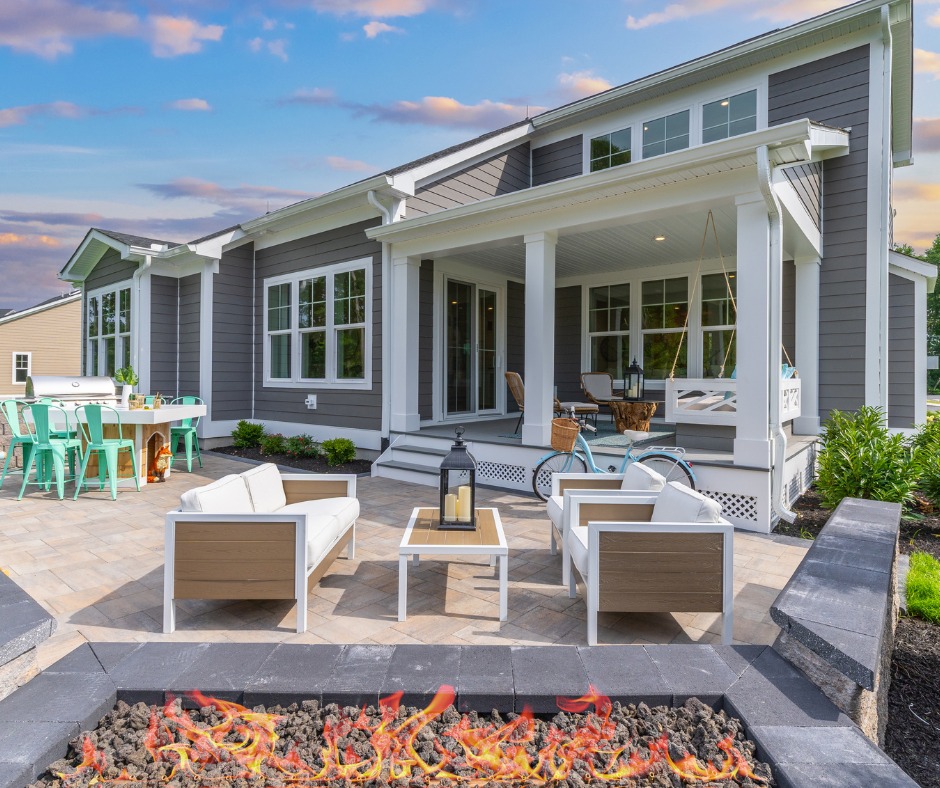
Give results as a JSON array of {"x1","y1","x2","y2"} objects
[
  {"x1": 438, "y1": 426, "x2": 477, "y2": 531},
  {"x1": 624, "y1": 358, "x2": 645, "y2": 401}
]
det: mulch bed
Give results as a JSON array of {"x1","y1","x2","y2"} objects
[
  {"x1": 774, "y1": 488, "x2": 940, "y2": 788},
  {"x1": 212, "y1": 445, "x2": 373, "y2": 476}
]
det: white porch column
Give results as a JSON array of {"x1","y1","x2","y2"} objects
[
  {"x1": 390, "y1": 255, "x2": 421, "y2": 432},
  {"x1": 793, "y1": 256, "x2": 821, "y2": 435},
  {"x1": 522, "y1": 231, "x2": 557, "y2": 447},
  {"x1": 734, "y1": 195, "x2": 772, "y2": 469}
]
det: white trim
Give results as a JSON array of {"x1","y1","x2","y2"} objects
[
  {"x1": 198, "y1": 259, "x2": 217, "y2": 430},
  {"x1": 84, "y1": 281, "x2": 134, "y2": 377},
  {"x1": 261, "y1": 256, "x2": 373, "y2": 390},
  {"x1": 11, "y1": 351, "x2": 31, "y2": 385}
]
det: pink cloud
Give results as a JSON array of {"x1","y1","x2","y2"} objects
[
  {"x1": 360, "y1": 96, "x2": 542, "y2": 128},
  {"x1": 0, "y1": 101, "x2": 85, "y2": 128},
  {"x1": 625, "y1": 0, "x2": 851, "y2": 30},
  {"x1": 914, "y1": 118, "x2": 940, "y2": 153},
  {"x1": 308, "y1": 0, "x2": 436, "y2": 17},
  {"x1": 558, "y1": 70, "x2": 612, "y2": 100},
  {"x1": 363, "y1": 20, "x2": 404, "y2": 38},
  {"x1": 914, "y1": 49, "x2": 940, "y2": 80},
  {"x1": 148, "y1": 15, "x2": 224, "y2": 58},
  {"x1": 168, "y1": 98, "x2": 212, "y2": 112},
  {"x1": 138, "y1": 177, "x2": 315, "y2": 215},
  {"x1": 325, "y1": 156, "x2": 377, "y2": 172},
  {"x1": 0, "y1": 0, "x2": 138, "y2": 59},
  {"x1": 280, "y1": 87, "x2": 338, "y2": 105},
  {"x1": 0, "y1": 232, "x2": 61, "y2": 248}
]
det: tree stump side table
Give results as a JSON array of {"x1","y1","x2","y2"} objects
[{"x1": 609, "y1": 400, "x2": 657, "y2": 432}]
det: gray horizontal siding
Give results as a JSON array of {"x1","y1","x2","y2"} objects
[
  {"x1": 418, "y1": 260, "x2": 434, "y2": 420},
  {"x1": 212, "y1": 244, "x2": 254, "y2": 421},
  {"x1": 85, "y1": 249, "x2": 137, "y2": 291},
  {"x1": 532, "y1": 135, "x2": 582, "y2": 187},
  {"x1": 888, "y1": 274, "x2": 916, "y2": 429},
  {"x1": 782, "y1": 163, "x2": 822, "y2": 231},
  {"x1": 178, "y1": 274, "x2": 201, "y2": 398},
  {"x1": 769, "y1": 44, "x2": 870, "y2": 419},
  {"x1": 555, "y1": 286, "x2": 582, "y2": 403},
  {"x1": 674, "y1": 423, "x2": 735, "y2": 453},
  {"x1": 407, "y1": 143, "x2": 530, "y2": 218},
  {"x1": 150, "y1": 275, "x2": 179, "y2": 397},
  {"x1": 254, "y1": 220, "x2": 382, "y2": 431},
  {"x1": 505, "y1": 281, "x2": 525, "y2": 412}
]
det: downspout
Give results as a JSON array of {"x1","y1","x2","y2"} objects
[
  {"x1": 367, "y1": 189, "x2": 395, "y2": 446},
  {"x1": 757, "y1": 145, "x2": 797, "y2": 523},
  {"x1": 131, "y1": 253, "x2": 153, "y2": 383}
]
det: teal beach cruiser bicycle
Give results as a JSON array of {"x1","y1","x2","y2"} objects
[{"x1": 531, "y1": 409, "x2": 696, "y2": 500}]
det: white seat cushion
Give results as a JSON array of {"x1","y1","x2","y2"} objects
[
  {"x1": 651, "y1": 482, "x2": 723, "y2": 523},
  {"x1": 179, "y1": 475, "x2": 254, "y2": 513},
  {"x1": 565, "y1": 523, "x2": 589, "y2": 577},
  {"x1": 278, "y1": 497, "x2": 360, "y2": 566},
  {"x1": 547, "y1": 495, "x2": 564, "y2": 530},
  {"x1": 240, "y1": 463, "x2": 287, "y2": 513},
  {"x1": 620, "y1": 462, "x2": 666, "y2": 491}
]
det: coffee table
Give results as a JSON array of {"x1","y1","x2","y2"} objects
[{"x1": 399, "y1": 507, "x2": 508, "y2": 622}]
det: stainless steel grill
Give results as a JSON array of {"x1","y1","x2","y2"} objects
[{"x1": 24, "y1": 375, "x2": 118, "y2": 405}]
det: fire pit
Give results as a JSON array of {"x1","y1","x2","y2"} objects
[{"x1": 35, "y1": 689, "x2": 772, "y2": 786}]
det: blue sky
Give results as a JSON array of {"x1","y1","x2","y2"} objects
[{"x1": 1, "y1": 0, "x2": 938, "y2": 310}]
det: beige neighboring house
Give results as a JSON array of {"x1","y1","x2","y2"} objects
[{"x1": 0, "y1": 291, "x2": 82, "y2": 398}]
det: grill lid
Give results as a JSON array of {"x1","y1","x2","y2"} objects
[{"x1": 25, "y1": 375, "x2": 117, "y2": 400}]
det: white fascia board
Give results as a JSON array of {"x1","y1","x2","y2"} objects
[
  {"x1": 368, "y1": 120, "x2": 828, "y2": 245},
  {"x1": 531, "y1": 0, "x2": 891, "y2": 130},
  {"x1": 0, "y1": 291, "x2": 81, "y2": 326},
  {"x1": 59, "y1": 229, "x2": 131, "y2": 281},
  {"x1": 889, "y1": 250, "x2": 938, "y2": 291}
]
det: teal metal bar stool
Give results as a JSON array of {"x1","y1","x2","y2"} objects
[
  {"x1": 169, "y1": 396, "x2": 204, "y2": 472},
  {"x1": 73, "y1": 404, "x2": 141, "y2": 500},
  {"x1": 17, "y1": 403, "x2": 82, "y2": 500},
  {"x1": 0, "y1": 399, "x2": 36, "y2": 491},
  {"x1": 38, "y1": 397, "x2": 78, "y2": 440}
]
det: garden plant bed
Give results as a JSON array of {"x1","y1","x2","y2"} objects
[
  {"x1": 212, "y1": 445, "x2": 373, "y2": 476},
  {"x1": 36, "y1": 692, "x2": 773, "y2": 787},
  {"x1": 774, "y1": 487, "x2": 940, "y2": 788}
]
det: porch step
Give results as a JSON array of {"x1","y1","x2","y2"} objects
[
  {"x1": 372, "y1": 437, "x2": 453, "y2": 487},
  {"x1": 393, "y1": 444, "x2": 449, "y2": 458},
  {"x1": 372, "y1": 459, "x2": 440, "y2": 487}
]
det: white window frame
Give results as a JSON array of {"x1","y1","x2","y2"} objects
[
  {"x1": 586, "y1": 282, "x2": 631, "y2": 378},
  {"x1": 263, "y1": 257, "x2": 373, "y2": 390},
  {"x1": 587, "y1": 126, "x2": 634, "y2": 174},
  {"x1": 85, "y1": 283, "x2": 133, "y2": 377},
  {"x1": 12, "y1": 352, "x2": 31, "y2": 385},
  {"x1": 699, "y1": 87, "x2": 760, "y2": 146}
]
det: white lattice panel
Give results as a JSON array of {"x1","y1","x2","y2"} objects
[
  {"x1": 700, "y1": 489, "x2": 759, "y2": 522},
  {"x1": 477, "y1": 461, "x2": 527, "y2": 486}
]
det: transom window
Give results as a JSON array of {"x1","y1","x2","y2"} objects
[
  {"x1": 642, "y1": 110, "x2": 690, "y2": 159},
  {"x1": 86, "y1": 285, "x2": 131, "y2": 377},
  {"x1": 641, "y1": 277, "x2": 688, "y2": 379},
  {"x1": 12, "y1": 352, "x2": 30, "y2": 384},
  {"x1": 702, "y1": 90, "x2": 757, "y2": 144},
  {"x1": 589, "y1": 128, "x2": 632, "y2": 172},
  {"x1": 701, "y1": 272, "x2": 737, "y2": 377},
  {"x1": 264, "y1": 259, "x2": 370, "y2": 387},
  {"x1": 588, "y1": 283, "x2": 630, "y2": 377}
]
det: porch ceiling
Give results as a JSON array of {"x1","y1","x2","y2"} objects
[{"x1": 448, "y1": 205, "x2": 739, "y2": 279}]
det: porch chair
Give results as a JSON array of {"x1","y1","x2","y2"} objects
[
  {"x1": 17, "y1": 403, "x2": 83, "y2": 501},
  {"x1": 73, "y1": 404, "x2": 141, "y2": 500},
  {"x1": 169, "y1": 396, "x2": 204, "y2": 471},
  {"x1": 564, "y1": 482, "x2": 734, "y2": 645},
  {"x1": 547, "y1": 461, "x2": 667, "y2": 587},
  {"x1": 0, "y1": 399, "x2": 35, "y2": 491},
  {"x1": 580, "y1": 372, "x2": 625, "y2": 422},
  {"x1": 504, "y1": 371, "x2": 599, "y2": 435}
]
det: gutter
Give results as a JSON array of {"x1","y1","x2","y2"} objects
[{"x1": 757, "y1": 145, "x2": 796, "y2": 524}]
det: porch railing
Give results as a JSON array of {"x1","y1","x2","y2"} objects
[{"x1": 664, "y1": 378, "x2": 801, "y2": 426}]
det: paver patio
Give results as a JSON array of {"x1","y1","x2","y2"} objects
[{"x1": 0, "y1": 453, "x2": 808, "y2": 671}]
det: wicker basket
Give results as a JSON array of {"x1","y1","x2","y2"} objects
[{"x1": 550, "y1": 417, "x2": 580, "y2": 452}]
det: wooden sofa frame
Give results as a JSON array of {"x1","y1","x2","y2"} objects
[
  {"x1": 163, "y1": 474, "x2": 357, "y2": 635},
  {"x1": 564, "y1": 493, "x2": 734, "y2": 645}
]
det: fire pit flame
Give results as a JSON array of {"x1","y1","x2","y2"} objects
[{"x1": 56, "y1": 686, "x2": 768, "y2": 785}]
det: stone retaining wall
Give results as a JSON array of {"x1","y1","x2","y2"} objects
[{"x1": 0, "y1": 572, "x2": 55, "y2": 704}]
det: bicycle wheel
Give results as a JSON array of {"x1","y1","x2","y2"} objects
[
  {"x1": 636, "y1": 452, "x2": 695, "y2": 489},
  {"x1": 532, "y1": 453, "x2": 588, "y2": 501}
]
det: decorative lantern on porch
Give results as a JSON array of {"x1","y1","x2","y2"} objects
[
  {"x1": 438, "y1": 426, "x2": 477, "y2": 531},
  {"x1": 624, "y1": 358, "x2": 645, "y2": 401}
]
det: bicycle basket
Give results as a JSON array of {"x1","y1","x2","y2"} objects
[{"x1": 550, "y1": 417, "x2": 580, "y2": 453}]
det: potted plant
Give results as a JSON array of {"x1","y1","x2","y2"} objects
[{"x1": 114, "y1": 365, "x2": 139, "y2": 408}]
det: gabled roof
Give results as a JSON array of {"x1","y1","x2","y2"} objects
[
  {"x1": 60, "y1": 228, "x2": 178, "y2": 283},
  {"x1": 0, "y1": 290, "x2": 81, "y2": 326},
  {"x1": 92, "y1": 228, "x2": 180, "y2": 249}
]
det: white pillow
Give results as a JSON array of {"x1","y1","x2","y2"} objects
[
  {"x1": 620, "y1": 462, "x2": 667, "y2": 491},
  {"x1": 651, "y1": 482, "x2": 723, "y2": 523},
  {"x1": 179, "y1": 475, "x2": 254, "y2": 514},
  {"x1": 240, "y1": 463, "x2": 287, "y2": 513}
]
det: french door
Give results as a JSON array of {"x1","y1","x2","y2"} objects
[{"x1": 444, "y1": 278, "x2": 499, "y2": 418}]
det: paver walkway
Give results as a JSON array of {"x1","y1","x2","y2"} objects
[{"x1": 0, "y1": 454, "x2": 808, "y2": 670}]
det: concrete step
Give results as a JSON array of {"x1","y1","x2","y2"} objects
[{"x1": 372, "y1": 459, "x2": 439, "y2": 487}]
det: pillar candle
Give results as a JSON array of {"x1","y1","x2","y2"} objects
[
  {"x1": 457, "y1": 485, "x2": 472, "y2": 521},
  {"x1": 444, "y1": 493, "x2": 457, "y2": 522}
]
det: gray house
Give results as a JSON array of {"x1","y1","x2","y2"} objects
[{"x1": 60, "y1": 0, "x2": 927, "y2": 532}]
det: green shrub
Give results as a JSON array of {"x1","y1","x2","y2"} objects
[
  {"x1": 259, "y1": 433, "x2": 286, "y2": 456},
  {"x1": 284, "y1": 434, "x2": 320, "y2": 459},
  {"x1": 322, "y1": 437, "x2": 356, "y2": 466},
  {"x1": 906, "y1": 552, "x2": 940, "y2": 625},
  {"x1": 232, "y1": 420, "x2": 264, "y2": 449},
  {"x1": 815, "y1": 406, "x2": 920, "y2": 508}
]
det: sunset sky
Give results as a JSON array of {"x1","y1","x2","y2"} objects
[{"x1": 1, "y1": 0, "x2": 938, "y2": 311}]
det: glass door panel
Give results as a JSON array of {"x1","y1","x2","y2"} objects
[
  {"x1": 446, "y1": 280, "x2": 473, "y2": 415},
  {"x1": 478, "y1": 288, "x2": 497, "y2": 412}
]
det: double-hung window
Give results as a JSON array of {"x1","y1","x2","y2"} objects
[
  {"x1": 12, "y1": 352, "x2": 30, "y2": 384},
  {"x1": 701, "y1": 272, "x2": 737, "y2": 377},
  {"x1": 702, "y1": 90, "x2": 757, "y2": 144},
  {"x1": 86, "y1": 285, "x2": 131, "y2": 376},
  {"x1": 641, "y1": 277, "x2": 688, "y2": 379},
  {"x1": 265, "y1": 259, "x2": 370, "y2": 387},
  {"x1": 587, "y1": 283, "x2": 630, "y2": 378}
]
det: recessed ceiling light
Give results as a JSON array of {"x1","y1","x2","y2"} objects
[
  {"x1": 720, "y1": 100, "x2": 730, "y2": 107},
  {"x1": 654, "y1": 234, "x2": 666, "y2": 242}
]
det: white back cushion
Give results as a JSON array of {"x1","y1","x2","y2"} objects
[
  {"x1": 179, "y1": 475, "x2": 254, "y2": 513},
  {"x1": 651, "y1": 482, "x2": 723, "y2": 523},
  {"x1": 620, "y1": 462, "x2": 667, "y2": 491},
  {"x1": 240, "y1": 463, "x2": 287, "y2": 513}
]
